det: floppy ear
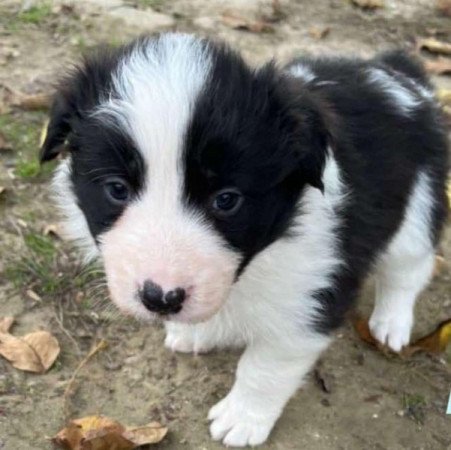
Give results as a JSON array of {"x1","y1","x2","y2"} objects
[
  {"x1": 296, "y1": 109, "x2": 329, "y2": 192},
  {"x1": 39, "y1": 94, "x2": 73, "y2": 163},
  {"x1": 289, "y1": 85, "x2": 337, "y2": 193}
]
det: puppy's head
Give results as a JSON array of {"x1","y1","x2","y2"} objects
[{"x1": 41, "y1": 33, "x2": 329, "y2": 323}]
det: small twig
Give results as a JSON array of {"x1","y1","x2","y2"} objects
[
  {"x1": 63, "y1": 339, "x2": 108, "y2": 420},
  {"x1": 53, "y1": 313, "x2": 82, "y2": 356}
]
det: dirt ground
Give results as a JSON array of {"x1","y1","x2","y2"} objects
[{"x1": 0, "y1": 0, "x2": 450, "y2": 449}]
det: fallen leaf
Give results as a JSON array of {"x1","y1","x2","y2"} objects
[
  {"x1": 123, "y1": 422, "x2": 169, "y2": 446},
  {"x1": 40, "y1": 119, "x2": 49, "y2": 148},
  {"x1": 417, "y1": 38, "x2": 451, "y2": 56},
  {"x1": 351, "y1": 0, "x2": 384, "y2": 10},
  {"x1": 364, "y1": 394, "x2": 382, "y2": 403},
  {"x1": 308, "y1": 25, "x2": 330, "y2": 40},
  {"x1": 352, "y1": 316, "x2": 378, "y2": 347},
  {"x1": 221, "y1": 12, "x2": 274, "y2": 33},
  {"x1": 26, "y1": 289, "x2": 42, "y2": 303},
  {"x1": 353, "y1": 315, "x2": 451, "y2": 356},
  {"x1": 0, "y1": 317, "x2": 14, "y2": 333},
  {"x1": 0, "y1": 323, "x2": 60, "y2": 373},
  {"x1": 424, "y1": 57, "x2": 451, "y2": 75},
  {"x1": 53, "y1": 416, "x2": 167, "y2": 450},
  {"x1": 437, "y1": 0, "x2": 451, "y2": 17},
  {"x1": 403, "y1": 319, "x2": 451, "y2": 356}
]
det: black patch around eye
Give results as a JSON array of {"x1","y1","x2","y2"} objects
[
  {"x1": 183, "y1": 44, "x2": 308, "y2": 277},
  {"x1": 70, "y1": 118, "x2": 145, "y2": 239}
]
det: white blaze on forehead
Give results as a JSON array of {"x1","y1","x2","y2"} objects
[{"x1": 95, "y1": 33, "x2": 212, "y2": 202}]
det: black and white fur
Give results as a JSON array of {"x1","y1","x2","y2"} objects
[{"x1": 41, "y1": 34, "x2": 449, "y2": 447}]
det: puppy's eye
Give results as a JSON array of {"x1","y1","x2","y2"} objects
[
  {"x1": 104, "y1": 178, "x2": 130, "y2": 205},
  {"x1": 211, "y1": 189, "x2": 243, "y2": 217}
]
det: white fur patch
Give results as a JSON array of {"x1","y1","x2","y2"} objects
[
  {"x1": 288, "y1": 63, "x2": 316, "y2": 83},
  {"x1": 51, "y1": 158, "x2": 99, "y2": 262},
  {"x1": 370, "y1": 171, "x2": 435, "y2": 352},
  {"x1": 366, "y1": 68, "x2": 421, "y2": 116}
]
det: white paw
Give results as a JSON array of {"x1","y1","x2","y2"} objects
[
  {"x1": 369, "y1": 311, "x2": 413, "y2": 352},
  {"x1": 164, "y1": 324, "x2": 210, "y2": 354},
  {"x1": 164, "y1": 328, "x2": 195, "y2": 353},
  {"x1": 208, "y1": 390, "x2": 276, "y2": 447}
]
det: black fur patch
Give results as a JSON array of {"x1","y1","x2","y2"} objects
[
  {"x1": 285, "y1": 51, "x2": 449, "y2": 331},
  {"x1": 184, "y1": 43, "x2": 330, "y2": 270},
  {"x1": 41, "y1": 43, "x2": 146, "y2": 238}
]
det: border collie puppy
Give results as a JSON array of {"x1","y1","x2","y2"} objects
[{"x1": 41, "y1": 33, "x2": 448, "y2": 447}]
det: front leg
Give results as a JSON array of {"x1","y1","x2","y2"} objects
[{"x1": 208, "y1": 334, "x2": 330, "y2": 447}]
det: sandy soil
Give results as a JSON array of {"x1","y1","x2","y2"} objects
[{"x1": 0, "y1": 1, "x2": 450, "y2": 449}]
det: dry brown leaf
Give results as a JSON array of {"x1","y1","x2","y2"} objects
[
  {"x1": 424, "y1": 57, "x2": 451, "y2": 75},
  {"x1": 308, "y1": 26, "x2": 330, "y2": 40},
  {"x1": 404, "y1": 319, "x2": 451, "y2": 356},
  {"x1": 352, "y1": 316, "x2": 378, "y2": 347},
  {"x1": 353, "y1": 315, "x2": 451, "y2": 356},
  {"x1": 221, "y1": 12, "x2": 274, "y2": 33},
  {"x1": 417, "y1": 38, "x2": 451, "y2": 56},
  {"x1": 437, "y1": 0, "x2": 451, "y2": 17},
  {"x1": 123, "y1": 422, "x2": 169, "y2": 446},
  {"x1": 26, "y1": 289, "x2": 42, "y2": 303},
  {"x1": 0, "y1": 317, "x2": 14, "y2": 333},
  {"x1": 0, "y1": 327, "x2": 60, "y2": 373},
  {"x1": 351, "y1": 0, "x2": 384, "y2": 10},
  {"x1": 53, "y1": 416, "x2": 168, "y2": 450}
]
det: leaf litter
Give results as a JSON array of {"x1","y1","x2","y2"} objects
[
  {"x1": 52, "y1": 416, "x2": 167, "y2": 450},
  {"x1": 0, "y1": 316, "x2": 60, "y2": 373},
  {"x1": 353, "y1": 316, "x2": 451, "y2": 356}
]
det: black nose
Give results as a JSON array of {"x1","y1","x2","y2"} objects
[{"x1": 139, "y1": 280, "x2": 185, "y2": 315}]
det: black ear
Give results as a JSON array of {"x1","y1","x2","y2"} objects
[
  {"x1": 290, "y1": 84, "x2": 337, "y2": 193},
  {"x1": 40, "y1": 93, "x2": 73, "y2": 163}
]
